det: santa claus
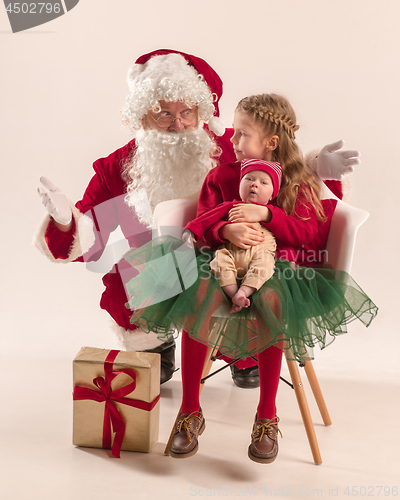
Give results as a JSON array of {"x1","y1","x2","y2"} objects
[
  {"x1": 35, "y1": 50, "x2": 235, "y2": 384},
  {"x1": 35, "y1": 49, "x2": 359, "y2": 386}
]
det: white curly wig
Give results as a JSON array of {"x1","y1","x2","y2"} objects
[{"x1": 121, "y1": 53, "x2": 224, "y2": 135}]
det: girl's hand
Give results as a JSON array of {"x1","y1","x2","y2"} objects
[
  {"x1": 228, "y1": 203, "x2": 270, "y2": 223},
  {"x1": 221, "y1": 223, "x2": 265, "y2": 250}
]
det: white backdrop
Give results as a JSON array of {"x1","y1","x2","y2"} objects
[{"x1": 1, "y1": 0, "x2": 398, "y2": 379}]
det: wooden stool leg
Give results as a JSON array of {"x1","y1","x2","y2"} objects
[
  {"x1": 303, "y1": 361, "x2": 332, "y2": 426},
  {"x1": 200, "y1": 346, "x2": 217, "y2": 390},
  {"x1": 164, "y1": 345, "x2": 215, "y2": 455},
  {"x1": 286, "y1": 357, "x2": 322, "y2": 465}
]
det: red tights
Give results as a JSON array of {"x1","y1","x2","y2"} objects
[{"x1": 180, "y1": 330, "x2": 283, "y2": 419}]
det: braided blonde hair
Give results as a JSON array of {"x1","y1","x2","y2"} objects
[{"x1": 236, "y1": 93, "x2": 325, "y2": 221}]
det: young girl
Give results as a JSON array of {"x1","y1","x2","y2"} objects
[{"x1": 124, "y1": 93, "x2": 377, "y2": 463}]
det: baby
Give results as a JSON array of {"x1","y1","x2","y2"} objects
[{"x1": 186, "y1": 159, "x2": 282, "y2": 312}]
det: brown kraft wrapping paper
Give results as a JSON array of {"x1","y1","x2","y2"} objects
[{"x1": 73, "y1": 347, "x2": 160, "y2": 455}]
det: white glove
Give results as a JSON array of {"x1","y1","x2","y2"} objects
[
  {"x1": 37, "y1": 176, "x2": 72, "y2": 225},
  {"x1": 316, "y1": 140, "x2": 361, "y2": 181}
]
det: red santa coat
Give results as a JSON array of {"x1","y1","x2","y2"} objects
[{"x1": 40, "y1": 130, "x2": 236, "y2": 330}]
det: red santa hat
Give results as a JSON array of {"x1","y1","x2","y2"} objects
[
  {"x1": 240, "y1": 159, "x2": 282, "y2": 200},
  {"x1": 123, "y1": 49, "x2": 225, "y2": 136}
]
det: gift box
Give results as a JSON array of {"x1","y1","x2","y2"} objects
[{"x1": 73, "y1": 347, "x2": 160, "y2": 457}]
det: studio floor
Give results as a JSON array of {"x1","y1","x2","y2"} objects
[{"x1": 1, "y1": 352, "x2": 399, "y2": 500}]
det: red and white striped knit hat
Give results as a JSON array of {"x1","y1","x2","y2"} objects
[{"x1": 240, "y1": 159, "x2": 282, "y2": 200}]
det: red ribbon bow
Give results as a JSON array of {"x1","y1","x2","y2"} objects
[{"x1": 73, "y1": 350, "x2": 160, "y2": 458}]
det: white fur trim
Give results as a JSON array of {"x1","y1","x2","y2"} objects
[
  {"x1": 304, "y1": 149, "x2": 319, "y2": 173},
  {"x1": 111, "y1": 323, "x2": 165, "y2": 351},
  {"x1": 33, "y1": 202, "x2": 96, "y2": 263},
  {"x1": 208, "y1": 116, "x2": 225, "y2": 137},
  {"x1": 341, "y1": 175, "x2": 352, "y2": 203},
  {"x1": 76, "y1": 210, "x2": 97, "y2": 255}
]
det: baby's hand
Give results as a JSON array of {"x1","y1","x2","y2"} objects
[{"x1": 228, "y1": 203, "x2": 269, "y2": 223}]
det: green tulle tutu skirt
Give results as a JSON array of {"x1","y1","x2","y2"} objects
[{"x1": 124, "y1": 236, "x2": 378, "y2": 361}]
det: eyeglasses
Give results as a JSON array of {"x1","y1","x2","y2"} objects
[{"x1": 148, "y1": 109, "x2": 198, "y2": 128}]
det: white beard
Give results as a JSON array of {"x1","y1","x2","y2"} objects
[{"x1": 124, "y1": 127, "x2": 218, "y2": 227}]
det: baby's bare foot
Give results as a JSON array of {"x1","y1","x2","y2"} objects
[
  {"x1": 230, "y1": 303, "x2": 243, "y2": 313},
  {"x1": 230, "y1": 291, "x2": 250, "y2": 313}
]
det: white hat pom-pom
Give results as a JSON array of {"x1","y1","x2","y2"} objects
[{"x1": 208, "y1": 116, "x2": 225, "y2": 137}]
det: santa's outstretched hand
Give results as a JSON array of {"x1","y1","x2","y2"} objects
[
  {"x1": 316, "y1": 140, "x2": 361, "y2": 181},
  {"x1": 37, "y1": 176, "x2": 72, "y2": 226}
]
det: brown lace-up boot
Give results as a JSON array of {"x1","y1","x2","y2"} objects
[
  {"x1": 170, "y1": 409, "x2": 205, "y2": 458},
  {"x1": 248, "y1": 416, "x2": 282, "y2": 463}
]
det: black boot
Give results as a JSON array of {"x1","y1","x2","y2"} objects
[
  {"x1": 230, "y1": 364, "x2": 260, "y2": 388},
  {"x1": 143, "y1": 341, "x2": 176, "y2": 384}
]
